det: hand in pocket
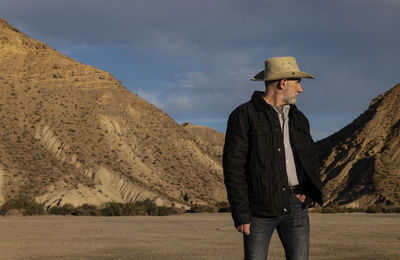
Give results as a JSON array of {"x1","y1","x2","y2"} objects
[{"x1": 296, "y1": 194, "x2": 315, "y2": 208}]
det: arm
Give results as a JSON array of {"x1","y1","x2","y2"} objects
[
  {"x1": 298, "y1": 113, "x2": 324, "y2": 205},
  {"x1": 223, "y1": 110, "x2": 251, "y2": 227}
]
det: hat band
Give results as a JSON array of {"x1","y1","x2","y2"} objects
[{"x1": 252, "y1": 70, "x2": 314, "y2": 81}]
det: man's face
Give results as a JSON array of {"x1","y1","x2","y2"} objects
[{"x1": 281, "y1": 79, "x2": 303, "y2": 105}]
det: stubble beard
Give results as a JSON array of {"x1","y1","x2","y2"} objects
[{"x1": 282, "y1": 95, "x2": 297, "y2": 105}]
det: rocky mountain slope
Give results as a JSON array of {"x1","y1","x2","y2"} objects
[
  {"x1": 317, "y1": 84, "x2": 400, "y2": 208},
  {"x1": 0, "y1": 18, "x2": 226, "y2": 209},
  {"x1": 182, "y1": 122, "x2": 224, "y2": 160}
]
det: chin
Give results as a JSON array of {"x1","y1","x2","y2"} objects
[{"x1": 283, "y1": 97, "x2": 297, "y2": 105}]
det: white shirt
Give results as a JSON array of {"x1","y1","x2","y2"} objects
[{"x1": 272, "y1": 105, "x2": 299, "y2": 186}]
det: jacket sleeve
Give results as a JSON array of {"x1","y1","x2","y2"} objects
[
  {"x1": 297, "y1": 113, "x2": 324, "y2": 205},
  {"x1": 306, "y1": 129, "x2": 324, "y2": 205},
  {"x1": 223, "y1": 110, "x2": 251, "y2": 227}
]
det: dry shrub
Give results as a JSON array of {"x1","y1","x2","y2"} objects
[
  {"x1": 102, "y1": 199, "x2": 182, "y2": 216},
  {"x1": 0, "y1": 196, "x2": 45, "y2": 216},
  {"x1": 49, "y1": 199, "x2": 182, "y2": 216},
  {"x1": 216, "y1": 201, "x2": 231, "y2": 212},
  {"x1": 188, "y1": 204, "x2": 217, "y2": 213},
  {"x1": 48, "y1": 203, "x2": 74, "y2": 215},
  {"x1": 366, "y1": 205, "x2": 384, "y2": 213},
  {"x1": 318, "y1": 203, "x2": 400, "y2": 214}
]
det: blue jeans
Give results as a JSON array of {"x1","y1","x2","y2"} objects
[{"x1": 243, "y1": 194, "x2": 310, "y2": 260}]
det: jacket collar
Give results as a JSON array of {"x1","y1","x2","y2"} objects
[{"x1": 251, "y1": 91, "x2": 298, "y2": 113}]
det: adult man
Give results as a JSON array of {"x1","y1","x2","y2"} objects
[{"x1": 223, "y1": 56, "x2": 323, "y2": 260}]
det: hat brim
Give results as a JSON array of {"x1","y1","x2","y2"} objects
[{"x1": 251, "y1": 70, "x2": 315, "y2": 81}]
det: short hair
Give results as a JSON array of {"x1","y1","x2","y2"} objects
[{"x1": 264, "y1": 80, "x2": 280, "y2": 88}]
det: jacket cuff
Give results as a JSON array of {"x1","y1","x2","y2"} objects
[{"x1": 233, "y1": 212, "x2": 252, "y2": 227}]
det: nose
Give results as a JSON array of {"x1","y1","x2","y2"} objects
[{"x1": 297, "y1": 83, "x2": 303, "y2": 93}]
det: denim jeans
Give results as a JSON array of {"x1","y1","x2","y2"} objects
[{"x1": 243, "y1": 194, "x2": 310, "y2": 260}]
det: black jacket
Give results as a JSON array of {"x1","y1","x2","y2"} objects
[{"x1": 223, "y1": 91, "x2": 323, "y2": 227}]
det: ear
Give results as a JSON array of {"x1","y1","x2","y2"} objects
[{"x1": 278, "y1": 79, "x2": 287, "y2": 90}]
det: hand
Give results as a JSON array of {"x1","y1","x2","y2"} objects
[
  {"x1": 296, "y1": 194, "x2": 315, "y2": 208},
  {"x1": 236, "y1": 223, "x2": 251, "y2": 235},
  {"x1": 296, "y1": 194, "x2": 306, "y2": 203}
]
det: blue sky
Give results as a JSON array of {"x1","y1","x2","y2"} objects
[{"x1": 2, "y1": 0, "x2": 400, "y2": 140}]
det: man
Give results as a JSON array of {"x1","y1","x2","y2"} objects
[{"x1": 223, "y1": 56, "x2": 323, "y2": 260}]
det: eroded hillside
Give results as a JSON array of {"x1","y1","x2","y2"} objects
[
  {"x1": 0, "y1": 18, "x2": 226, "y2": 209},
  {"x1": 317, "y1": 84, "x2": 400, "y2": 208}
]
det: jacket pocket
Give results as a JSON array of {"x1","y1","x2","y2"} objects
[{"x1": 253, "y1": 124, "x2": 269, "y2": 154}]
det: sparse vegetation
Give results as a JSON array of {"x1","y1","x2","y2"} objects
[
  {"x1": 48, "y1": 199, "x2": 183, "y2": 216},
  {"x1": 187, "y1": 204, "x2": 217, "y2": 213},
  {"x1": 316, "y1": 204, "x2": 400, "y2": 213},
  {"x1": 101, "y1": 200, "x2": 182, "y2": 216},
  {"x1": 0, "y1": 196, "x2": 44, "y2": 216},
  {"x1": 365, "y1": 205, "x2": 400, "y2": 213},
  {"x1": 1, "y1": 198, "x2": 183, "y2": 216},
  {"x1": 216, "y1": 201, "x2": 231, "y2": 212}
]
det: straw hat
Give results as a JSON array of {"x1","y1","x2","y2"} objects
[{"x1": 251, "y1": 56, "x2": 314, "y2": 81}]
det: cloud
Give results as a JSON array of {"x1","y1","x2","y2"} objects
[
  {"x1": 136, "y1": 89, "x2": 164, "y2": 109},
  {"x1": 2, "y1": 0, "x2": 400, "y2": 137}
]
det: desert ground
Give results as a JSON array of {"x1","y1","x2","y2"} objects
[{"x1": 0, "y1": 213, "x2": 399, "y2": 260}]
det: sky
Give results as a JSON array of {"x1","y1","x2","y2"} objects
[{"x1": 1, "y1": 0, "x2": 400, "y2": 140}]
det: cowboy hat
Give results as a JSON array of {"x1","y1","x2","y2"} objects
[{"x1": 251, "y1": 56, "x2": 314, "y2": 81}]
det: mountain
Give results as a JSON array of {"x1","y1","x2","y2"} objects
[
  {"x1": 182, "y1": 122, "x2": 224, "y2": 160},
  {"x1": 317, "y1": 84, "x2": 400, "y2": 208},
  {"x1": 0, "y1": 18, "x2": 226, "y2": 209}
]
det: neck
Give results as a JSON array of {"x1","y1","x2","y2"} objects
[{"x1": 262, "y1": 88, "x2": 283, "y2": 106}]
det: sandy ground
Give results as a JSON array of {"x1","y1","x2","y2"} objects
[{"x1": 0, "y1": 213, "x2": 399, "y2": 260}]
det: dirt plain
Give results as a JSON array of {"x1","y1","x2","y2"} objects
[{"x1": 0, "y1": 213, "x2": 399, "y2": 260}]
